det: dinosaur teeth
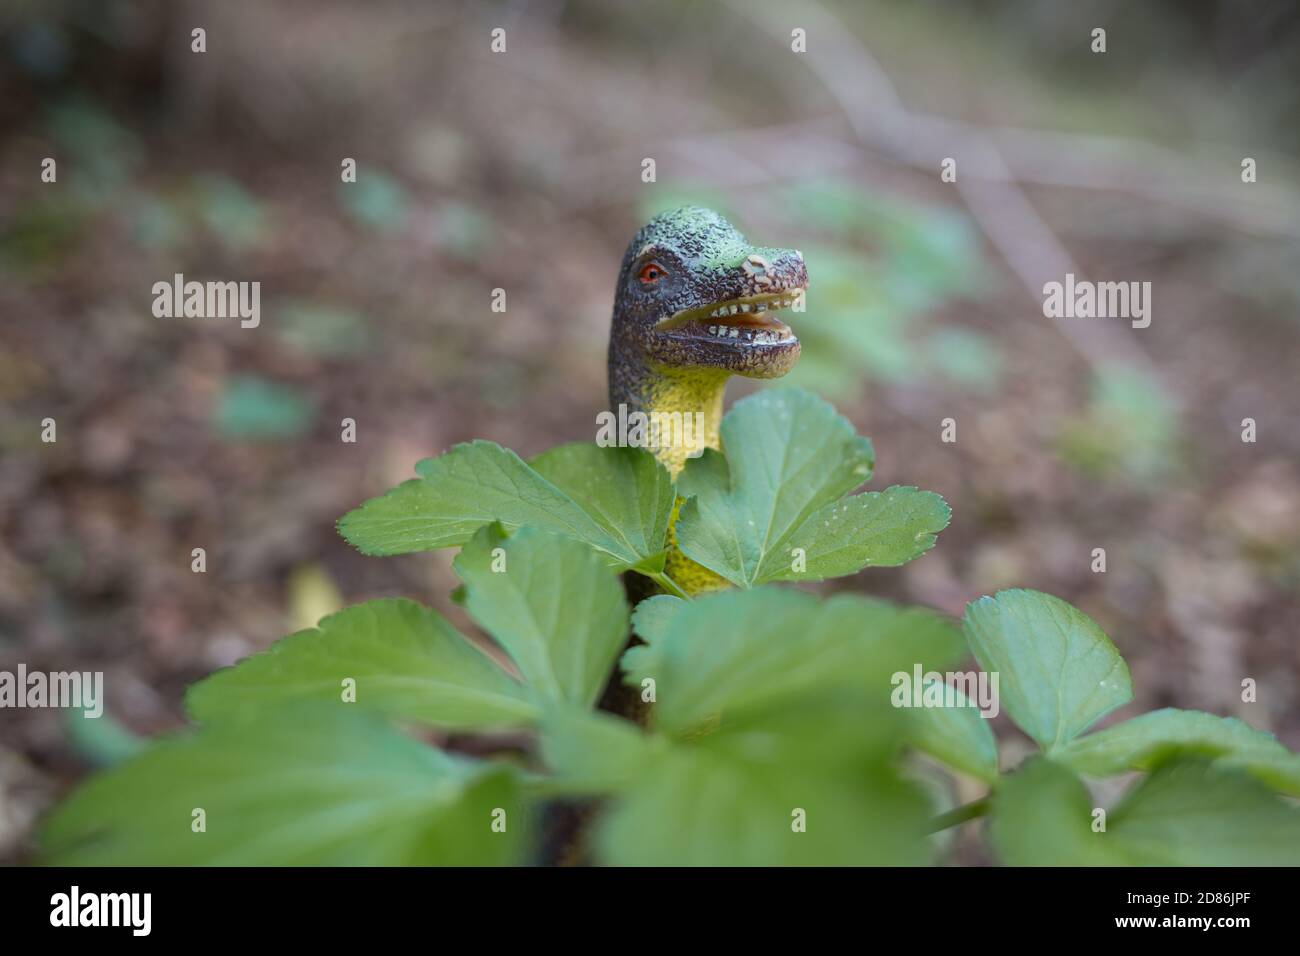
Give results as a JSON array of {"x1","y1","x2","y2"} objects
[
  {"x1": 660, "y1": 286, "x2": 808, "y2": 332},
  {"x1": 695, "y1": 322, "x2": 794, "y2": 345}
]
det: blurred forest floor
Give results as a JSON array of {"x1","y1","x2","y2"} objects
[{"x1": 1, "y1": 0, "x2": 1299, "y2": 862}]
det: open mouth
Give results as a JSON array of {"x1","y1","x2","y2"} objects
[{"x1": 653, "y1": 289, "x2": 803, "y2": 346}]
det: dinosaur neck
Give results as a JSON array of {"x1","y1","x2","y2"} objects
[{"x1": 608, "y1": 326, "x2": 727, "y2": 477}]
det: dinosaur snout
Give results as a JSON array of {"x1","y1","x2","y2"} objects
[{"x1": 738, "y1": 249, "x2": 807, "y2": 298}]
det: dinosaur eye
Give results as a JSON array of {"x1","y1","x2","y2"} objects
[{"x1": 638, "y1": 262, "x2": 668, "y2": 285}]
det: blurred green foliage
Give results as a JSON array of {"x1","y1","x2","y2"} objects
[
  {"x1": 46, "y1": 96, "x2": 141, "y2": 198},
  {"x1": 271, "y1": 299, "x2": 372, "y2": 359},
  {"x1": 214, "y1": 376, "x2": 315, "y2": 442},
  {"x1": 433, "y1": 201, "x2": 494, "y2": 260},
  {"x1": 1056, "y1": 366, "x2": 1182, "y2": 481},
  {"x1": 338, "y1": 167, "x2": 411, "y2": 233},
  {"x1": 194, "y1": 174, "x2": 268, "y2": 253},
  {"x1": 926, "y1": 327, "x2": 1005, "y2": 391},
  {"x1": 782, "y1": 181, "x2": 992, "y2": 399},
  {"x1": 1, "y1": 98, "x2": 139, "y2": 278},
  {"x1": 63, "y1": 710, "x2": 147, "y2": 769},
  {"x1": 0, "y1": 194, "x2": 89, "y2": 278},
  {"x1": 127, "y1": 190, "x2": 189, "y2": 251}
]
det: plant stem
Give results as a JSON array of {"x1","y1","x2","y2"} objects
[
  {"x1": 926, "y1": 796, "x2": 990, "y2": 834},
  {"x1": 647, "y1": 571, "x2": 691, "y2": 600}
]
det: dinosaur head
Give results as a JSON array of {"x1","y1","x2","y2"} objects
[{"x1": 612, "y1": 206, "x2": 805, "y2": 379}]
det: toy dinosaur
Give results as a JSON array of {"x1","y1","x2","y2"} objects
[{"x1": 607, "y1": 206, "x2": 808, "y2": 595}]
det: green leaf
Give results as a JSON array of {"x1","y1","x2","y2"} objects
[
  {"x1": 621, "y1": 587, "x2": 963, "y2": 736},
  {"x1": 990, "y1": 757, "x2": 1300, "y2": 866},
  {"x1": 672, "y1": 445, "x2": 729, "y2": 499},
  {"x1": 905, "y1": 678, "x2": 999, "y2": 783},
  {"x1": 594, "y1": 695, "x2": 935, "y2": 866},
  {"x1": 619, "y1": 595, "x2": 690, "y2": 684},
  {"x1": 674, "y1": 389, "x2": 948, "y2": 587},
  {"x1": 629, "y1": 594, "x2": 687, "y2": 642},
  {"x1": 1105, "y1": 761, "x2": 1300, "y2": 866},
  {"x1": 189, "y1": 527, "x2": 630, "y2": 730},
  {"x1": 988, "y1": 758, "x2": 1102, "y2": 865},
  {"x1": 963, "y1": 589, "x2": 1131, "y2": 752},
  {"x1": 338, "y1": 440, "x2": 596, "y2": 555},
  {"x1": 778, "y1": 485, "x2": 950, "y2": 581},
  {"x1": 529, "y1": 442, "x2": 674, "y2": 570},
  {"x1": 454, "y1": 525, "x2": 629, "y2": 709},
  {"x1": 538, "y1": 707, "x2": 662, "y2": 796},
  {"x1": 186, "y1": 598, "x2": 536, "y2": 729},
  {"x1": 337, "y1": 440, "x2": 672, "y2": 571},
  {"x1": 1058, "y1": 708, "x2": 1300, "y2": 796},
  {"x1": 42, "y1": 707, "x2": 528, "y2": 865}
]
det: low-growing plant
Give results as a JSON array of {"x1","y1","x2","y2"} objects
[{"x1": 42, "y1": 388, "x2": 1300, "y2": 866}]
